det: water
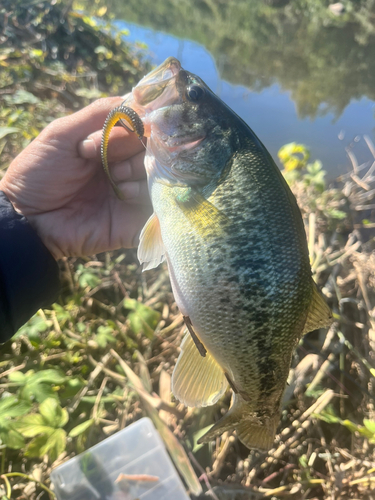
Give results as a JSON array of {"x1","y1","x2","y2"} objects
[{"x1": 112, "y1": 2, "x2": 375, "y2": 180}]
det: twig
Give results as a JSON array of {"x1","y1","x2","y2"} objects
[
  {"x1": 188, "y1": 452, "x2": 219, "y2": 500},
  {"x1": 1, "y1": 473, "x2": 55, "y2": 499},
  {"x1": 67, "y1": 353, "x2": 111, "y2": 412},
  {"x1": 265, "y1": 390, "x2": 335, "y2": 463},
  {"x1": 209, "y1": 433, "x2": 234, "y2": 478},
  {"x1": 0, "y1": 362, "x2": 26, "y2": 379},
  {"x1": 0, "y1": 474, "x2": 11, "y2": 498},
  {"x1": 350, "y1": 174, "x2": 371, "y2": 191},
  {"x1": 347, "y1": 149, "x2": 359, "y2": 174},
  {"x1": 364, "y1": 135, "x2": 375, "y2": 160},
  {"x1": 92, "y1": 376, "x2": 108, "y2": 421}
]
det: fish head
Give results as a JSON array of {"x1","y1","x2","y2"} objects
[{"x1": 127, "y1": 57, "x2": 241, "y2": 187}]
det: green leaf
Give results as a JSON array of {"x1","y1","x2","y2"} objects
[
  {"x1": 27, "y1": 369, "x2": 66, "y2": 385},
  {"x1": 15, "y1": 369, "x2": 66, "y2": 403},
  {"x1": 60, "y1": 377, "x2": 85, "y2": 399},
  {"x1": 191, "y1": 425, "x2": 214, "y2": 454},
  {"x1": 278, "y1": 142, "x2": 310, "y2": 171},
  {"x1": 0, "y1": 394, "x2": 31, "y2": 419},
  {"x1": 69, "y1": 419, "x2": 94, "y2": 437},
  {"x1": 326, "y1": 208, "x2": 347, "y2": 220},
  {"x1": 124, "y1": 298, "x2": 161, "y2": 338},
  {"x1": 8, "y1": 371, "x2": 26, "y2": 384},
  {"x1": 4, "y1": 89, "x2": 39, "y2": 105},
  {"x1": 81, "y1": 395, "x2": 117, "y2": 404},
  {"x1": 52, "y1": 303, "x2": 72, "y2": 325},
  {"x1": 0, "y1": 396, "x2": 30, "y2": 449},
  {"x1": 77, "y1": 266, "x2": 101, "y2": 289},
  {"x1": 39, "y1": 429, "x2": 67, "y2": 461},
  {"x1": 25, "y1": 435, "x2": 49, "y2": 458},
  {"x1": 363, "y1": 419, "x2": 375, "y2": 434},
  {"x1": 30, "y1": 49, "x2": 44, "y2": 58},
  {"x1": 75, "y1": 88, "x2": 103, "y2": 99},
  {"x1": 96, "y1": 6, "x2": 107, "y2": 16},
  {"x1": 20, "y1": 382, "x2": 56, "y2": 404},
  {"x1": 340, "y1": 419, "x2": 360, "y2": 433},
  {"x1": 14, "y1": 314, "x2": 52, "y2": 341},
  {"x1": 14, "y1": 414, "x2": 54, "y2": 438},
  {"x1": 96, "y1": 325, "x2": 116, "y2": 348},
  {"x1": 39, "y1": 398, "x2": 69, "y2": 428},
  {"x1": 0, "y1": 126, "x2": 19, "y2": 139},
  {"x1": 0, "y1": 429, "x2": 25, "y2": 449},
  {"x1": 82, "y1": 15, "x2": 97, "y2": 27}
]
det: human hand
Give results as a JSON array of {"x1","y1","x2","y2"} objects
[{"x1": 0, "y1": 97, "x2": 152, "y2": 259}]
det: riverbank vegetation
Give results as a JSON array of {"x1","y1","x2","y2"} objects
[
  {"x1": 1, "y1": 1, "x2": 375, "y2": 499},
  {"x1": 107, "y1": 0, "x2": 375, "y2": 119}
]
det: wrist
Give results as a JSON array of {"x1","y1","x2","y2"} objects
[
  {"x1": 0, "y1": 184, "x2": 62, "y2": 261},
  {"x1": 24, "y1": 214, "x2": 64, "y2": 261},
  {"x1": 0, "y1": 191, "x2": 61, "y2": 341},
  {"x1": 0, "y1": 175, "x2": 22, "y2": 215}
]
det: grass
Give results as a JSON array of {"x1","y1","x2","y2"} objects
[{"x1": 1, "y1": 2, "x2": 375, "y2": 499}]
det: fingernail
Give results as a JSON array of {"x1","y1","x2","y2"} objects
[{"x1": 78, "y1": 137, "x2": 96, "y2": 159}]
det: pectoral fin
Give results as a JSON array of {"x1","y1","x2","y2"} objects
[
  {"x1": 172, "y1": 332, "x2": 228, "y2": 407},
  {"x1": 176, "y1": 190, "x2": 228, "y2": 239},
  {"x1": 303, "y1": 283, "x2": 333, "y2": 334},
  {"x1": 137, "y1": 213, "x2": 166, "y2": 271}
]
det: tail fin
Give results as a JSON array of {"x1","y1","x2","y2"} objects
[
  {"x1": 235, "y1": 417, "x2": 278, "y2": 450},
  {"x1": 198, "y1": 395, "x2": 278, "y2": 451}
]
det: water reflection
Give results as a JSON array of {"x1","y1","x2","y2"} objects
[{"x1": 109, "y1": 0, "x2": 375, "y2": 178}]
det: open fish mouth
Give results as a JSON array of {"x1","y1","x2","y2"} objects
[
  {"x1": 123, "y1": 57, "x2": 182, "y2": 114},
  {"x1": 153, "y1": 130, "x2": 205, "y2": 153},
  {"x1": 166, "y1": 136, "x2": 205, "y2": 152}
]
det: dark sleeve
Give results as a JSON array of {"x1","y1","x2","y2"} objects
[{"x1": 0, "y1": 192, "x2": 60, "y2": 344}]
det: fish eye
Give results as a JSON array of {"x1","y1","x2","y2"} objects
[{"x1": 187, "y1": 85, "x2": 204, "y2": 101}]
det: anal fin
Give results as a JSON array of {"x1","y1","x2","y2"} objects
[
  {"x1": 172, "y1": 332, "x2": 228, "y2": 408},
  {"x1": 137, "y1": 213, "x2": 166, "y2": 271},
  {"x1": 303, "y1": 282, "x2": 333, "y2": 334}
]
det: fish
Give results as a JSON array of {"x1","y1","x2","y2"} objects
[{"x1": 101, "y1": 57, "x2": 333, "y2": 450}]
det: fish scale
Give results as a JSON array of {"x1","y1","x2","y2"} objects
[{"x1": 101, "y1": 57, "x2": 332, "y2": 449}]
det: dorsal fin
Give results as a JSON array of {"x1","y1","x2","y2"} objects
[
  {"x1": 303, "y1": 283, "x2": 333, "y2": 334},
  {"x1": 137, "y1": 213, "x2": 166, "y2": 271},
  {"x1": 172, "y1": 332, "x2": 228, "y2": 407}
]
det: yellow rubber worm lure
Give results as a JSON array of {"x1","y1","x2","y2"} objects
[{"x1": 101, "y1": 104, "x2": 144, "y2": 200}]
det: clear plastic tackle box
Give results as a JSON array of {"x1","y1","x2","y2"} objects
[{"x1": 50, "y1": 417, "x2": 190, "y2": 500}]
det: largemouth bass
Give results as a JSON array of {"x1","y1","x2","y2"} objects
[{"x1": 102, "y1": 57, "x2": 332, "y2": 450}]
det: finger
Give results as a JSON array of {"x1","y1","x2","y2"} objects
[
  {"x1": 113, "y1": 204, "x2": 152, "y2": 249},
  {"x1": 43, "y1": 97, "x2": 126, "y2": 146},
  {"x1": 116, "y1": 179, "x2": 151, "y2": 205},
  {"x1": 78, "y1": 126, "x2": 145, "y2": 162},
  {"x1": 111, "y1": 152, "x2": 146, "y2": 183}
]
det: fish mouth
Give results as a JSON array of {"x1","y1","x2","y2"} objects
[
  {"x1": 124, "y1": 57, "x2": 182, "y2": 115},
  {"x1": 165, "y1": 136, "x2": 205, "y2": 153},
  {"x1": 152, "y1": 128, "x2": 205, "y2": 154}
]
